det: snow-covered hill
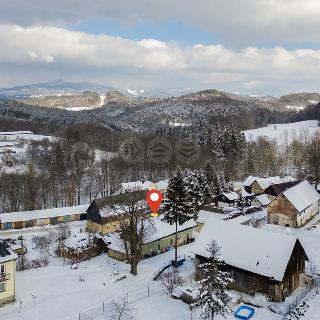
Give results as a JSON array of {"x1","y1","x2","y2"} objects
[{"x1": 244, "y1": 120, "x2": 320, "y2": 142}]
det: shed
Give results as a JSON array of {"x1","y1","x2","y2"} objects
[
  {"x1": 213, "y1": 191, "x2": 239, "y2": 208},
  {"x1": 0, "y1": 204, "x2": 89, "y2": 230},
  {"x1": 251, "y1": 194, "x2": 271, "y2": 207}
]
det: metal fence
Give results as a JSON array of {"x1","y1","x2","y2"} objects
[
  {"x1": 282, "y1": 275, "x2": 320, "y2": 319},
  {"x1": 78, "y1": 283, "x2": 158, "y2": 320}
]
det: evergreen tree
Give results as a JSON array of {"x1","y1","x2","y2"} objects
[
  {"x1": 184, "y1": 169, "x2": 205, "y2": 211},
  {"x1": 212, "y1": 173, "x2": 225, "y2": 195},
  {"x1": 163, "y1": 169, "x2": 195, "y2": 266},
  {"x1": 204, "y1": 164, "x2": 215, "y2": 203},
  {"x1": 192, "y1": 240, "x2": 232, "y2": 320}
]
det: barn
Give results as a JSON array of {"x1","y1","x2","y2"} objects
[
  {"x1": 193, "y1": 218, "x2": 309, "y2": 302},
  {"x1": 268, "y1": 180, "x2": 320, "y2": 227}
]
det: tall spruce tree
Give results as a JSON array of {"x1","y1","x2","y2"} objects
[
  {"x1": 163, "y1": 169, "x2": 195, "y2": 266},
  {"x1": 192, "y1": 240, "x2": 232, "y2": 320},
  {"x1": 184, "y1": 169, "x2": 206, "y2": 211}
]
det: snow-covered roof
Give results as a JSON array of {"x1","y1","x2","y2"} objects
[
  {"x1": 222, "y1": 191, "x2": 238, "y2": 201},
  {"x1": 255, "y1": 194, "x2": 271, "y2": 206},
  {"x1": 0, "y1": 204, "x2": 89, "y2": 223},
  {"x1": 0, "y1": 142, "x2": 14, "y2": 147},
  {"x1": 0, "y1": 131, "x2": 33, "y2": 135},
  {"x1": 99, "y1": 201, "x2": 146, "y2": 218},
  {"x1": 197, "y1": 210, "x2": 224, "y2": 223},
  {"x1": 193, "y1": 218, "x2": 301, "y2": 281},
  {"x1": 0, "y1": 241, "x2": 18, "y2": 263},
  {"x1": 243, "y1": 176, "x2": 296, "y2": 190},
  {"x1": 283, "y1": 180, "x2": 320, "y2": 213},
  {"x1": 106, "y1": 216, "x2": 196, "y2": 252},
  {"x1": 115, "y1": 179, "x2": 168, "y2": 195},
  {"x1": 241, "y1": 187, "x2": 253, "y2": 198}
]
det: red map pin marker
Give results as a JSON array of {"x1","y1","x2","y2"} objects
[{"x1": 146, "y1": 189, "x2": 163, "y2": 217}]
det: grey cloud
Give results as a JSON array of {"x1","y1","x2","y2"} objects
[
  {"x1": 1, "y1": 0, "x2": 320, "y2": 47},
  {"x1": 1, "y1": 25, "x2": 320, "y2": 95}
]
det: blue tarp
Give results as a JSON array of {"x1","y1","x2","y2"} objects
[{"x1": 234, "y1": 305, "x2": 255, "y2": 319}]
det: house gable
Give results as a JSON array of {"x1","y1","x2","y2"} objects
[
  {"x1": 268, "y1": 194, "x2": 299, "y2": 227},
  {"x1": 86, "y1": 201, "x2": 103, "y2": 224}
]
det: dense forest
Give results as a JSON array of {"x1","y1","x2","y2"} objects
[{"x1": 0, "y1": 97, "x2": 319, "y2": 213}]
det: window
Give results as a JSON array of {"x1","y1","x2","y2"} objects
[
  {"x1": 170, "y1": 239, "x2": 174, "y2": 245},
  {"x1": 0, "y1": 281, "x2": 4, "y2": 292},
  {"x1": 0, "y1": 265, "x2": 4, "y2": 273},
  {"x1": 157, "y1": 244, "x2": 160, "y2": 250}
]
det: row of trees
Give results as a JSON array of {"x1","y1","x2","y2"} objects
[
  {"x1": 0, "y1": 139, "x2": 121, "y2": 213},
  {"x1": 244, "y1": 131, "x2": 320, "y2": 187}
]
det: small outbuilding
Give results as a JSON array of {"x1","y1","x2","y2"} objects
[
  {"x1": 0, "y1": 205, "x2": 88, "y2": 230},
  {"x1": 213, "y1": 191, "x2": 239, "y2": 208},
  {"x1": 251, "y1": 194, "x2": 271, "y2": 207}
]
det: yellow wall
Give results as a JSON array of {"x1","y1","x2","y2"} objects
[
  {"x1": 86, "y1": 220, "x2": 120, "y2": 234},
  {"x1": 251, "y1": 181, "x2": 263, "y2": 194},
  {"x1": 0, "y1": 260, "x2": 16, "y2": 306}
]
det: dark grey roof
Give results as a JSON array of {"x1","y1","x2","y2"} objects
[
  {"x1": 0, "y1": 242, "x2": 11, "y2": 258},
  {"x1": 0, "y1": 241, "x2": 17, "y2": 263}
]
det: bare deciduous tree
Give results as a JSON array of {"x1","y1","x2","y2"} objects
[
  {"x1": 107, "y1": 294, "x2": 134, "y2": 320},
  {"x1": 159, "y1": 267, "x2": 184, "y2": 295},
  {"x1": 116, "y1": 190, "x2": 154, "y2": 275},
  {"x1": 57, "y1": 223, "x2": 70, "y2": 241}
]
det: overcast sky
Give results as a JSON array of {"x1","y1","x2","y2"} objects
[{"x1": 1, "y1": 0, "x2": 320, "y2": 95}]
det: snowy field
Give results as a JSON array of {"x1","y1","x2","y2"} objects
[{"x1": 244, "y1": 120, "x2": 320, "y2": 142}]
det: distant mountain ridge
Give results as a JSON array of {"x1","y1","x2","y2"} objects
[
  {"x1": 0, "y1": 79, "x2": 193, "y2": 100},
  {"x1": 1, "y1": 80, "x2": 320, "y2": 112}
]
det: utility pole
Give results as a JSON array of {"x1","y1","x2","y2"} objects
[{"x1": 18, "y1": 235, "x2": 25, "y2": 270}]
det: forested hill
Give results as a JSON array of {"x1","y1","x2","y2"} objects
[{"x1": 0, "y1": 90, "x2": 319, "y2": 138}]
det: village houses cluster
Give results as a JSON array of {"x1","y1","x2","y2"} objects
[{"x1": 0, "y1": 170, "x2": 320, "y2": 310}]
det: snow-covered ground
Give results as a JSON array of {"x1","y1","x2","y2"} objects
[
  {"x1": 2, "y1": 211, "x2": 320, "y2": 320},
  {"x1": 0, "y1": 217, "x2": 281, "y2": 320},
  {"x1": 0, "y1": 247, "x2": 280, "y2": 320},
  {"x1": 244, "y1": 120, "x2": 320, "y2": 143}
]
